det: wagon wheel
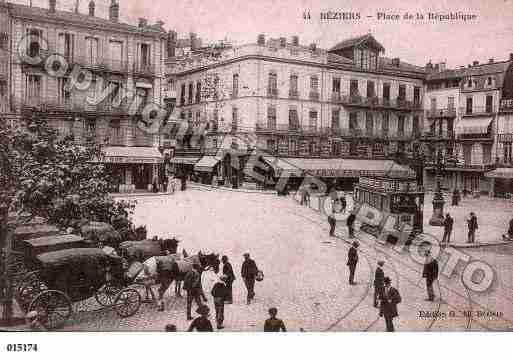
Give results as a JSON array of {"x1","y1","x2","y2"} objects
[
  {"x1": 28, "y1": 290, "x2": 72, "y2": 330},
  {"x1": 17, "y1": 275, "x2": 47, "y2": 311},
  {"x1": 114, "y1": 287, "x2": 141, "y2": 318},
  {"x1": 17, "y1": 271, "x2": 40, "y2": 296},
  {"x1": 94, "y1": 283, "x2": 123, "y2": 307}
]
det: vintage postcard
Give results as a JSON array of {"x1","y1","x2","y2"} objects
[{"x1": 1, "y1": 0, "x2": 513, "y2": 341}]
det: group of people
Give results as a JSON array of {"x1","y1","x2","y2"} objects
[
  {"x1": 441, "y1": 211, "x2": 479, "y2": 244},
  {"x1": 179, "y1": 253, "x2": 261, "y2": 330}
]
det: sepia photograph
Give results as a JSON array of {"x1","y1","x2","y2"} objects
[{"x1": 0, "y1": 0, "x2": 513, "y2": 354}]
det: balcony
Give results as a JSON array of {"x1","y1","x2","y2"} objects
[
  {"x1": 133, "y1": 62, "x2": 156, "y2": 77},
  {"x1": 255, "y1": 123, "x2": 328, "y2": 135},
  {"x1": 14, "y1": 97, "x2": 136, "y2": 116},
  {"x1": 289, "y1": 90, "x2": 299, "y2": 99},
  {"x1": 426, "y1": 108, "x2": 457, "y2": 118},
  {"x1": 338, "y1": 95, "x2": 419, "y2": 111},
  {"x1": 420, "y1": 130, "x2": 455, "y2": 141},
  {"x1": 460, "y1": 106, "x2": 495, "y2": 117},
  {"x1": 331, "y1": 92, "x2": 341, "y2": 102},
  {"x1": 309, "y1": 91, "x2": 320, "y2": 101},
  {"x1": 267, "y1": 88, "x2": 279, "y2": 98}
]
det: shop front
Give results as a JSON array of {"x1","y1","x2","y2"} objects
[
  {"x1": 101, "y1": 146, "x2": 163, "y2": 193},
  {"x1": 486, "y1": 167, "x2": 513, "y2": 198},
  {"x1": 193, "y1": 156, "x2": 222, "y2": 184}
]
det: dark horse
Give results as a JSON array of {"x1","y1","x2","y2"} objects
[{"x1": 119, "y1": 237, "x2": 180, "y2": 263}]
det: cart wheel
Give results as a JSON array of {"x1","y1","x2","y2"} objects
[
  {"x1": 17, "y1": 276, "x2": 47, "y2": 311},
  {"x1": 17, "y1": 271, "x2": 40, "y2": 296},
  {"x1": 94, "y1": 283, "x2": 122, "y2": 307},
  {"x1": 28, "y1": 290, "x2": 72, "y2": 330},
  {"x1": 114, "y1": 288, "x2": 141, "y2": 318}
]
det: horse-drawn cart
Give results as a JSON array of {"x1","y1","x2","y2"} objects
[{"x1": 16, "y1": 248, "x2": 142, "y2": 330}]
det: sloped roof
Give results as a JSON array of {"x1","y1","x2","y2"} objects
[
  {"x1": 329, "y1": 34, "x2": 385, "y2": 53},
  {"x1": 327, "y1": 52, "x2": 353, "y2": 64},
  {"x1": 427, "y1": 61, "x2": 512, "y2": 81},
  {"x1": 380, "y1": 57, "x2": 425, "y2": 74},
  {"x1": 7, "y1": 2, "x2": 165, "y2": 36}
]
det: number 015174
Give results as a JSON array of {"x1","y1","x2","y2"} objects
[{"x1": 6, "y1": 344, "x2": 38, "y2": 352}]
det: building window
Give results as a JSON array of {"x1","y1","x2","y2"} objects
[
  {"x1": 486, "y1": 77, "x2": 493, "y2": 86},
  {"x1": 85, "y1": 119, "x2": 96, "y2": 138},
  {"x1": 309, "y1": 141, "x2": 317, "y2": 155},
  {"x1": 430, "y1": 98, "x2": 437, "y2": 110},
  {"x1": 195, "y1": 111, "x2": 201, "y2": 124},
  {"x1": 195, "y1": 81, "x2": 201, "y2": 103},
  {"x1": 413, "y1": 116, "x2": 420, "y2": 137},
  {"x1": 350, "y1": 80, "x2": 359, "y2": 97},
  {"x1": 58, "y1": 33, "x2": 75, "y2": 62},
  {"x1": 398, "y1": 85, "x2": 406, "y2": 101},
  {"x1": 187, "y1": 111, "x2": 193, "y2": 122},
  {"x1": 232, "y1": 73, "x2": 239, "y2": 98},
  {"x1": 180, "y1": 84, "x2": 186, "y2": 106},
  {"x1": 504, "y1": 143, "x2": 513, "y2": 163},
  {"x1": 466, "y1": 97, "x2": 473, "y2": 114},
  {"x1": 26, "y1": 28, "x2": 42, "y2": 58},
  {"x1": 332, "y1": 141, "x2": 341, "y2": 156},
  {"x1": 267, "y1": 106, "x2": 276, "y2": 129},
  {"x1": 309, "y1": 110, "x2": 318, "y2": 129},
  {"x1": 289, "y1": 108, "x2": 299, "y2": 130},
  {"x1": 213, "y1": 109, "x2": 219, "y2": 130},
  {"x1": 365, "y1": 112, "x2": 373, "y2": 135},
  {"x1": 397, "y1": 115, "x2": 405, "y2": 135},
  {"x1": 268, "y1": 72, "x2": 278, "y2": 97},
  {"x1": 289, "y1": 74, "x2": 298, "y2": 98},
  {"x1": 367, "y1": 81, "x2": 375, "y2": 98},
  {"x1": 188, "y1": 83, "x2": 193, "y2": 104},
  {"x1": 109, "y1": 119, "x2": 121, "y2": 145},
  {"x1": 448, "y1": 96, "x2": 454, "y2": 110},
  {"x1": 310, "y1": 76, "x2": 319, "y2": 100},
  {"x1": 0, "y1": 80, "x2": 6, "y2": 98},
  {"x1": 267, "y1": 139, "x2": 276, "y2": 152},
  {"x1": 414, "y1": 86, "x2": 421, "y2": 105},
  {"x1": 349, "y1": 112, "x2": 358, "y2": 131},
  {"x1": 139, "y1": 43, "x2": 150, "y2": 68},
  {"x1": 382, "y1": 113, "x2": 389, "y2": 134},
  {"x1": 0, "y1": 33, "x2": 8, "y2": 50},
  {"x1": 382, "y1": 83, "x2": 390, "y2": 101},
  {"x1": 332, "y1": 77, "x2": 341, "y2": 93},
  {"x1": 486, "y1": 95, "x2": 493, "y2": 113},
  {"x1": 331, "y1": 108, "x2": 340, "y2": 129},
  {"x1": 109, "y1": 40, "x2": 123, "y2": 70},
  {"x1": 231, "y1": 107, "x2": 238, "y2": 132},
  {"x1": 58, "y1": 78, "x2": 71, "y2": 105},
  {"x1": 85, "y1": 37, "x2": 99, "y2": 65},
  {"x1": 25, "y1": 74, "x2": 41, "y2": 101},
  {"x1": 290, "y1": 140, "x2": 297, "y2": 154}
]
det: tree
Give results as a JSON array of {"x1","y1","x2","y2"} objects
[{"x1": 0, "y1": 114, "x2": 135, "y2": 323}]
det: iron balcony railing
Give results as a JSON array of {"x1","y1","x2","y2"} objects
[
  {"x1": 289, "y1": 90, "x2": 299, "y2": 99},
  {"x1": 132, "y1": 61, "x2": 156, "y2": 77},
  {"x1": 420, "y1": 131, "x2": 455, "y2": 140},
  {"x1": 337, "y1": 95, "x2": 421, "y2": 111},
  {"x1": 426, "y1": 108, "x2": 457, "y2": 118},
  {"x1": 460, "y1": 106, "x2": 496, "y2": 117},
  {"x1": 309, "y1": 91, "x2": 320, "y2": 101}
]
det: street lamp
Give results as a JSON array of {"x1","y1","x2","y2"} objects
[{"x1": 429, "y1": 149, "x2": 446, "y2": 226}]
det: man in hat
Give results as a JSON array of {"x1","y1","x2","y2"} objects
[
  {"x1": 422, "y1": 250, "x2": 439, "y2": 301},
  {"x1": 187, "y1": 305, "x2": 213, "y2": 332},
  {"x1": 183, "y1": 264, "x2": 203, "y2": 320},
  {"x1": 379, "y1": 277, "x2": 401, "y2": 332},
  {"x1": 241, "y1": 253, "x2": 258, "y2": 304},
  {"x1": 373, "y1": 260, "x2": 385, "y2": 308},
  {"x1": 442, "y1": 213, "x2": 454, "y2": 244},
  {"x1": 347, "y1": 212, "x2": 356, "y2": 239},
  {"x1": 264, "y1": 307, "x2": 287, "y2": 332},
  {"x1": 347, "y1": 241, "x2": 359, "y2": 285},
  {"x1": 211, "y1": 275, "x2": 229, "y2": 329},
  {"x1": 467, "y1": 212, "x2": 478, "y2": 243},
  {"x1": 222, "y1": 255, "x2": 236, "y2": 304}
]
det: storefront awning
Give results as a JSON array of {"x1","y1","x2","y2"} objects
[
  {"x1": 170, "y1": 156, "x2": 200, "y2": 165},
  {"x1": 261, "y1": 157, "x2": 414, "y2": 178},
  {"x1": 101, "y1": 146, "x2": 163, "y2": 164},
  {"x1": 194, "y1": 156, "x2": 221, "y2": 172},
  {"x1": 456, "y1": 118, "x2": 493, "y2": 135},
  {"x1": 485, "y1": 168, "x2": 513, "y2": 179}
]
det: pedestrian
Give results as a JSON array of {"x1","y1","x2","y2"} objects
[
  {"x1": 184, "y1": 264, "x2": 203, "y2": 320},
  {"x1": 181, "y1": 174, "x2": 187, "y2": 191},
  {"x1": 340, "y1": 195, "x2": 347, "y2": 213},
  {"x1": 422, "y1": 250, "x2": 439, "y2": 301},
  {"x1": 347, "y1": 241, "x2": 359, "y2": 285},
  {"x1": 442, "y1": 213, "x2": 454, "y2": 244},
  {"x1": 452, "y1": 188, "x2": 460, "y2": 206},
  {"x1": 328, "y1": 210, "x2": 336, "y2": 237},
  {"x1": 467, "y1": 212, "x2": 478, "y2": 243},
  {"x1": 211, "y1": 275, "x2": 229, "y2": 329},
  {"x1": 221, "y1": 255, "x2": 236, "y2": 304},
  {"x1": 379, "y1": 277, "x2": 401, "y2": 332},
  {"x1": 241, "y1": 253, "x2": 258, "y2": 304},
  {"x1": 155, "y1": 255, "x2": 178, "y2": 311},
  {"x1": 165, "y1": 324, "x2": 177, "y2": 332},
  {"x1": 347, "y1": 212, "x2": 356, "y2": 239},
  {"x1": 187, "y1": 305, "x2": 214, "y2": 332},
  {"x1": 264, "y1": 307, "x2": 287, "y2": 332},
  {"x1": 373, "y1": 260, "x2": 385, "y2": 308}
]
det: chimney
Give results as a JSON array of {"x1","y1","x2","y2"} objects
[
  {"x1": 190, "y1": 32, "x2": 197, "y2": 51},
  {"x1": 489, "y1": 58, "x2": 494, "y2": 64},
  {"x1": 310, "y1": 43, "x2": 317, "y2": 51},
  {"x1": 438, "y1": 62, "x2": 446, "y2": 72},
  {"x1": 88, "y1": 1, "x2": 95, "y2": 16},
  {"x1": 49, "y1": 0, "x2": 56, "y2": 13},
  {"x1": 167, "y1": 30, "x2": 177, "y2": 58},
  {"x1": 473, "y1": 60, "x2": 479, "y2": 66},
  {"x1": 109, "y1": 0, "x2": 119, "y2": 22},
  {"x1": 292, "y1": 36, "x2": 299, "y2": 46},
  {"x1": 138, "y1": 18, "x2": 147, "y2": 28},
  {"x1": 392, "y1": 57, "x2": 400, "y2": 67},
  {"x1": 426, "y1": 61, "x2": 433, "y2": 70},
  {"x1": 279, "y1": 37, "x2": 287, "y2": 47},
  {"x1": 257, "y1": 34, "x2": 265, "y2": 45},
  {"x1": 468, "y1": 64, "x2": 472, "y2": 68}
]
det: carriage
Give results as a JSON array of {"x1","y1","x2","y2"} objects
[{"x1": 16, "y1": 247, "x2": 142, "y2": 330}]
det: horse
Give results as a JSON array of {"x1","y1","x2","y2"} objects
[
  {"x1": 134, "y1": 252, "x2": 220, "y2": 309},
  {"x1": 119, "y1": 237, "x2": 180, "y2": 263},
  {"x1": 118, "y1": 224, "x2": 147, "y2": 243}
]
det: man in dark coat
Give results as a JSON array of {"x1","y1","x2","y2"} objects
[
  {"x1": 187, "y1": 305, "x2": 213, "y2": 332},
  {"x1": 347, "y1": 213, "x2": 356, "y2": 239},
  {"x1": 422, "y1": 250, "x2": 439, "y2": 301},
  {"x1": 211, "y1": 275, "x2": 229, "y2": 329},
  {"x1": 347, "y1": 241, "x2": 359, "y2": 285},
  {"x1": 221, "y1": 255, "x2": 236, "y2": 304},
  {"x1": 442, "y1": 213, "x2": 454, "y2": 244},
  {"x1": 379, "y1": 277, "x2": 401, "y2": 332},
  {"x1": 328, "y1": 210, "x2": 336, "y2": 237},
  {"x1": 241, "y1": 253, "x2": 258, "y2": 304},
  {"x1": 373, "y1": 260, "x2": 385, "y2": 308},
  {"x1": 264, "y1": 307, "x2": 287, "y2": 332},
  {"x1": 467, "y1": 212, "x2": 478, "y2": 243},
  {"x1": 155, "y1": 255, "x2": 179, "y2": 311},
  {"x1": 183, "y1": 264, "x2": 203, "y2": 320}
]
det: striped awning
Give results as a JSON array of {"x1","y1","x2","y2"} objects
[
  {"x1": 169, "y1": 156, "x2": 200, "y2": 165},
  {"x1": 101, "y1": 146, "x2": 163, "y2": 164},
  {"x1": 485, "y1": 168, "x2": 513, "y2": 179},
  {"x1": 194, "y1": 156, "x2": 221, "y2": 172},
  {"x1": 456, "y1": 118, "x2": 493, "y2": 135}
]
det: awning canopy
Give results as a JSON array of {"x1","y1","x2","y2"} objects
[
  {"x1": 194, "y1": 156, "x2": 221, "y2": 172},
  {"x1": 485, "y1": 168, "x2": 513, "y2": 179},
  {"x1": 170, "y1": 156, "x2": 200, "y2": 165},
  {"x1": 456, "y1": 118, "x2": 493, "y2": 135},
  {"x1": 101, "y1": 146, "x2": 163, "y2": 164},
  {"x1": 261, "y1": 157, "x2": 414, "y2": 178}
]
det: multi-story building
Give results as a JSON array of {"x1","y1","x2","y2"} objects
[
  {"x1": 165, "y1": 33, "x2": 422, "y2": 188},
  {"x1": 1, "y1": 0, "x2": 168, "y2": 192},
  {"x1": 0, "y1": 2, "x2": 10, "y2": 118},
  {"x1": 423, "y1": 55, "x2": 513, "y2": 195}
]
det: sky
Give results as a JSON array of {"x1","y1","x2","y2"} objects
[{"x1": 11, "y1": 0, "x2": 513, "y2": 68}]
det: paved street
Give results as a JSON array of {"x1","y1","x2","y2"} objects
[{"x1": 63, "y1": 188, "x2": 513, "y2": 331}]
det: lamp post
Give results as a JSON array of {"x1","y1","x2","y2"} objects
[{"x1": 429, "y1": 149, "x2": 446, "y2": 226}]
